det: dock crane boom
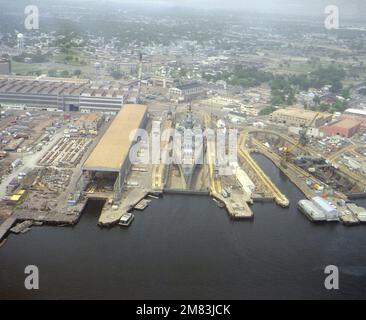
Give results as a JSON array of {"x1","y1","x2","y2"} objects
[
  {"x1": 281, "y1": 112, "x2": 320, "y2": 167},
  {"x1": 298, "y1": 112, "x2": 320, "y2": 146},
  {"x1": 135, "y1": 52, "x2": 143, "y2": 104}
]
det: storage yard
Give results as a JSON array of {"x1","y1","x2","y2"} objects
[
  {"x1": 39, "y1": 137, "x2": 93, "y2": 167},
  {"x1": 0, "y1": 109, "x2": 107, "y2": 236}
]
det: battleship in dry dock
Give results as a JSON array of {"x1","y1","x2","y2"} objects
[{"x1": 174, "y1": 105, "x2": 204, "y2": 189}]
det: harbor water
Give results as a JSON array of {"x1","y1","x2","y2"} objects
[{"x1": 1, "y1": 154, "x2": 366, "y2": 299}]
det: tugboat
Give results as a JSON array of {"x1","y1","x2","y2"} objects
[{"x1": 119, "y1": 212, "x2": 135, "y2": 227}]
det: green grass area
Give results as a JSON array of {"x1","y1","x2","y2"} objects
[
  {"x1": 12, "y1": 61, "x2": 48, "y2": 75},
  {"x1": 11, "y1": 60, "x2": 94, "y2": 78}
]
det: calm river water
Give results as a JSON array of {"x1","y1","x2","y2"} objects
[{"x1": 1, "y1": 154, "x2": 366, "y2": 299}]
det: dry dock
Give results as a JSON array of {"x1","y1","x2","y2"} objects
[{"x1": 239, "y1": 147, "x2": 289, "y2": 207}]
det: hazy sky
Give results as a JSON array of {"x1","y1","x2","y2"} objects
[{"x1": 110, "y1": 0, "x2": 365, "y2": 18}]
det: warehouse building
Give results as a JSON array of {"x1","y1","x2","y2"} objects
[
  {"x1": 151, "y1": 76, "x2": 176, "y2": 88},
  {"x1": 312, "y1": 197, "x2": 339, "y2": 221},
  {"x1": 82, "y1": 104, "x2": 148, "y2": 195},
  {"x1": 169, "y1": 82, "x2": 206, "y2": 102},
  {"x1": 321, "y1": 119, "x2": 361, "y2": 138},
  {"x1": 0, "y1": 76, "x2": 130, "y2": 113},
  {"x1": 270, "y1": 108, "x2": 332, "y2": 128}
]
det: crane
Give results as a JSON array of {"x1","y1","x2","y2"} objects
[
  {"x1": 137, "y1": 52, "x2": 143, "y2": 103},
  {"x1": 298, "y1": 112, "x2": 320, "y2": 146},
  {"x1": 280, "y1": 112, "x2": 320, "y2": 168}
]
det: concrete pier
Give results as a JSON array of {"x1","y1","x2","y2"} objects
[
  {"x1": 98, "y1": 189, "x2": 150, "y2": 227},
  {"x1": 164, "y1": 189, "x2": 209, "y2": 196},
  {"x1": 0, "y1": 216, "x2": 17, "y2": 242},
  {"x1": 211, "y1": 191, "x2": 254, "y2": 219},
  {"x1": 16, "y1": 211, "x2": 81, "y2": 225}
]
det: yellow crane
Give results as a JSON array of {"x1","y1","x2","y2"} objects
[{"x1": 281, "y1": 112, "x2": 320, "y2": 167}]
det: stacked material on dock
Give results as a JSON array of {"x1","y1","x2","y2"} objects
[
  {"x1": 346, "y1": 203, "x2": 366, "y2": 222},
  {"x1": 0, "y1": 216, "x2": 17, "y2": 241},
  {"x1": 298, "y1": 200, "x2": 327, "y2": 222},
  {"x1": 134, "y1": 199, "x2": 151, "y2": 211},
  {"x1": 4, "y1": 138, "x2": 24, "y2": 151},
  {"x1": 10, "y1": 220, "x2": 33, "y2": 234}
]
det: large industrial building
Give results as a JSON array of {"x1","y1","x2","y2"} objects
[
  {"x1": 151, "y1": 76, "x2": 176, "y2": 88},
  {"x1": 169, "y1": 82, "x2": 206, "y2": 102},
  {"x1": 82, "y1": 104, "x2": 148, "y2": 195},
  {"x1": 0, "y1": 76, "x2": 131, "y2": 113},
  {"x1": 270, "y1": 108, "x2": 332, "y2": 128},
  {"x1": 321, "y1": 119, "x2": 361, "y2": 138}
]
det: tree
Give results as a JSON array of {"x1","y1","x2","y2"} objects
[
  {"x1": 47, "y1": 69, "x2": 58, "y2": 77},
  {"x1": 341, "y1": 88, "x2": 351, "y2": 99},
  {"x1": 60, "y1": 70, "x2": 70, "y2": 78},
  {"x1": 330, "y1": 81, "x2": 343, "y2": 93},
  {"x1": 259, "y1": 106, "x2": 276, "y2": 116},
  {"x1": 73, "y1": 69, "x2": 82, "y2": 78},
  {"x1": 110, "y1": 70, "x2": 123, "y2": 80}
]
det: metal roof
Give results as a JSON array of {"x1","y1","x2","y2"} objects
[
  {"x1": 82, "y1": 104, "x2": 147, "y2": 172},
  {"x1": 345, "y1": 108, "x2": 366, "y2": 117},
  {"x1": 312, "y1": 197, "x2": 336, "y2": 214},
  {"x1": 329, "y1": 119, "x2": 361, "y2": 129}
]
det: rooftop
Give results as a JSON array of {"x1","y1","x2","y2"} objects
[
  {"x1": 272, "y1": 108, "x2": 331, "y2": 120},
  {"x1": 345, "y1": 108, "x2": 366, "y2": 116},
  {"x1": 312, "y1": 197, "x2": 336, "y2": 214},
  {"x1": 329, "y1": 119, "x2": 361, "y2": 129},
  {"x1": 0, "y1": 75, "x2": 130, "y2": 98},
  {"x1": 82, "y1": 104, "x2": 147, "y2": 172},
  {"x1": 176, "y1": 82, "x2": 201, "y2": 91}
]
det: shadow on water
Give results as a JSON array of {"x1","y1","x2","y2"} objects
[
  {"x1": 82, "y1": 199, "x2": 106, "y2": 219},
  {"x1": 0, "y1": 154, "x2": 366, "y2": 299}
]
